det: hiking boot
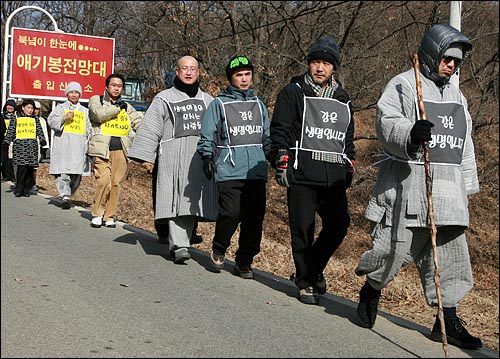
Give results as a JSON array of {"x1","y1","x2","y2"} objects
[
  {"x1": 315, "y1": 273, "x2": 327, "y2": 294},
  {"x1": 233, "y1": 264, "x2": 254, "y2": 279},
  {"x1": 357, "y1": 281, "x2": 381, "y2": 328},
  {"x1": 210, "y1": 251, "x2": 224, "y2": 272},
  {"x1": 430, "y1": 315, "x2": 482, "y2": 349},
  {"x1": 104, "y1": 219, "x2": 116, "y2": 228},
  {"x1": 91, "y1": 216, "x2": 103, "y2": 228},
  {"x1": 298, "y1": 286, "x2": 319, "y2": 305},
  {"x1": 61, "y1": 197, "x2": 71, "y2": 209},
  {"x1": 173, "y1": 247, "x2": 190, "y2": 264}
]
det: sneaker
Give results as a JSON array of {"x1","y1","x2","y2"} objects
[
  {"x1": 430, "y1": 316, "x2": 482, "y2": 349},
  {"x1": 298, "y1": 286, "x2": 319, "y2": 305},
  {"x1": 104, "y1": 219, "x2": 116, "y2": 228},
  {"x1": 173, "y1": 247, "x2": 190, "y2": 264},
  {"x1": 31, "y1": 185, "x2": 38, "y2": 192},
  {"x1": 210, "y1": 251, "x2": 225, "y2": 272},
  {"x1": 233, "y1": 264, "x2": 254, "y2": 279},
  {"x1": 357, "y1": 281, "x2": 381, "y2": 328},
  {"x1": 61, "y1": 197, "x2": 71, "y2": 209},
  {"x1": 91, "y1": 216, "x2": 103, "y2": 228},
  {"x1": 315, "y1": 273, "x2": 327, "y2": 294}
]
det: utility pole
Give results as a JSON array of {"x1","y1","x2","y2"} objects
[{"x1": 449, "y1": 1, "x2": 462, "y2": 88}]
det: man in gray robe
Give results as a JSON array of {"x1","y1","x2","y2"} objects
[
  {"x1": 128, "y1": 56, "x2": 217, "y2": 264},
  {"x1": 354, "y1": 24, "x2": 482, "y2": 350}
]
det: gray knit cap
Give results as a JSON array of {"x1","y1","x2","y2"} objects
[{"x1": 65, "y1": 81, "x2": 82, "y2": 95}]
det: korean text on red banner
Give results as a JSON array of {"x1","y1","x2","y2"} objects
[{"x1": 9, "y1": 27, "x2": 115, "y2": 101}]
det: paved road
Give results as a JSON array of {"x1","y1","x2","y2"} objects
[{"x1": 1, "y1": 181, "x2": 498, "y2": 358}]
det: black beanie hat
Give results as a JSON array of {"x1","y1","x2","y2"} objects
[
  {"x1": 225, "y1": 55, "x2": 254, "y2": 81},
  {"x1": 5, "y1": 99, "x2": 17, "y2": 108},
  {"x1": 307, "y1": 36, "x2": 341, "y2": 68}
]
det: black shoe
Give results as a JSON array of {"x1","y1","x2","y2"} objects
[
  {"x1": 357, "y1": 282, "x2": 381, "y2": 328},
  {"x1": 430, "y1": 315, "x2": 482, "y2": 349},
  {"x1": 233, "y1": 264, "x2": 254, "y2": 279},
  {"x1": 315, "y1": 273, "x2": 327, "y2": 295},
  {"x1": 23, "y1": 192, "x2": 30, "y2": 197},
  {"x1": 290, "y1": 273, "x2": 327, "y2": 295},
  {"x1": 61, "y1": 198, "x2": 71, "y2": 209},
  {"x1": 14, "y1": 192, "x2": 22, "y2": 197},
  {"x1": 190, "y1": 233, "x2": 203, "y2": 245},
  {"x1": 298, "y1": 286, "x2": 319, "y2": 305}
]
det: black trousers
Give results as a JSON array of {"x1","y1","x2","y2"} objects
[
  {"x1": 15, "y1": 165, "x2": 35, "y2": 195},
  {"x1": 1, "y1": 144, "x2": 15, "y2": 181},
  {"x1": 212, "y1": 179, "x2": 266, "y2": 267},
  {"x1": 287, "y1": 183, "x2": 350, "y2": 290}
]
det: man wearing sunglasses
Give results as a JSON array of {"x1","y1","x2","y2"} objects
[{"x1": 354, "y1": 24, "x2": 482, "y2": 350}]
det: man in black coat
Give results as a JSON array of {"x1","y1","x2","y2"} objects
[{"x1": 270, "y1": 36, "x2": 355, "y2": 305}]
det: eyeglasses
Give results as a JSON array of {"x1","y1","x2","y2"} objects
[
  {"x1": 442, "y1": 56, "x2": 462, "y2": 66},
  {"x1": 178, "y1": 66, "x2": 198, "y2": 73}
]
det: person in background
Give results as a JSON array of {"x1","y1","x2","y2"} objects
[
  {"x1": 1, "y1": 99, "x2": 17, "y2": 183},
  {"x1": 30, "y1": 101, "x2": 50, "y2": 192},
  {"x1": 88, "y1": 73, "x2": 142, "y2": 228},
  {"x1": 197, "y1": 55, "x2": 272, "y2": 279},
  {"x1": 34, "y1": 101, "x2": 50, "y2": 163},
  {"x1": 270, "y1": 36, "x2": 355, "y2": 305},
  {"x1": 3, "y1": 99, "x2": 46, "y2": 197},
  {"x1": 47, "y1": 82, "x2": 91, "y2": 209},
  {"x1": 354, "y1": 24, "x2": 482, "y2": 350},
  {"x1": 128, "y1": 56, "x2": 217, "y2": 264}
]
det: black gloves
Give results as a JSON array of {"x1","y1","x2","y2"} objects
[
  {"x1": 410, "y1": 120, "x2": 434, "y2": 144},
  {"x1": 40, "y1": 139, "x2": 47, "y2": 147},
  {"x1": 345, "y1": 160, "x2": 355, "y2": 188},
  {"x1": 275, "y1": 149, "x2": 289, "y2": 188},
  {"x1": 202, "y1": 156, "x2": 215, "y2": 180},
  {"x1": 120, "y1": 102, "x2": 128, "y2": 111}
]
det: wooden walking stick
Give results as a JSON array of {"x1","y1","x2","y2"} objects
[{"x1": 412, "y1": 53, "x2": 449, "y2": 358}]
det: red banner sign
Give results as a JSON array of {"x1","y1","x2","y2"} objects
[{"x1": 9, "y1": 27, "x2": 115, "y2": 101}]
